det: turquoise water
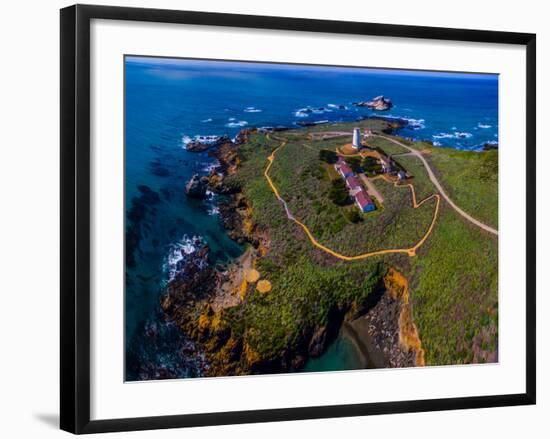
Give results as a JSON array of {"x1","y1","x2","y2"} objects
[
  {"x1": 124, "y1": 56, "x2": 498, "y2": 380},
  {"x1": 302, "y1": 333, "x2": 364, "y2": 373}
]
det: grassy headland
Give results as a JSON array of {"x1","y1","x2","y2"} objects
[{"x1": 164, "y1": 117, "x2": 499, "y2": 374}]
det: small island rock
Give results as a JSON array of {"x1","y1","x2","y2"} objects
[{"x1": 353, "y1": 95, "x2": 393, "y2": 111}]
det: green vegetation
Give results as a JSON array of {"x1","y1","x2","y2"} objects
[
  {"x1": 367, "y1": 136, "x2": 409, "y2": 155},
  {"x1": 426, "y1": 147, "x2": 498, "y2": 228},
  {"x1": 362, "y1": 156, "x2": 382, "y2": 176},
  {"x1": 270, "y1": 139, "x2": 435, "y2": 256},
  {"x1": 346, "y1": 156, "x2": 362, "y2": 173},
  {"x1": 393, "y1": 155, "x2": 434, "y2": 201},
  {"x1": 391, "y1": 140, "x2": 498, "y2": 365},
  {"x1": 407, "y1": 204, "x2": 498, "y2": 364},
  {"x1": 225, "y1": 133, "x2": 385, "y2": 361},
  {"x1": 344, "y1": 207, "x2": 363, "y2": 223},
  {"x1": 223, "y1": 120, "x2": 498, "y2": 367},
  {"x1": 319, "y1": 149, "x2": 338, "y2": 164},
  {"x1": 329, "y1": 179, "x2": 350, "y2": 206},
  {"x1": 302, "y1": 118, "x2": 389, "y2": 134}
]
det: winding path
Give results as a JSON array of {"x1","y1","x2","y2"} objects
[
  {"x1": 264, "y1": 137, "x2": 440, "y2": 260},
  {"x1": 376, "y1": 135, "x2": 498, "y2": 236}
]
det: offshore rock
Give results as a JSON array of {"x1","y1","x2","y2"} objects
[{"x1": 354, "y1": 95, "x2": 393, "y2": 111}]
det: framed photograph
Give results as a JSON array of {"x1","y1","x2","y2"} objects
[{"x1": 60, "y1": 4, "x2": 536, "y2": 434}]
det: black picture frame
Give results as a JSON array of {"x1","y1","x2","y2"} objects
[{"x1": 60, "y1": 4, "x2": 536, "y2": 434}]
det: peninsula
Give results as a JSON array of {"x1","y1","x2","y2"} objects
[{"x1": 163, "y1": 117, "x2": 499, "y2": 377}]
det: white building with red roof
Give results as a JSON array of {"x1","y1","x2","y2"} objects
[{"x1": 345, "y1": 175, "x2": 362, "y2": 195}]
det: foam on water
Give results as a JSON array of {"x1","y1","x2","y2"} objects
[
  {"x1": 225, "y1": 120, "x2": 248, "y2": 128},
  {"x1": 163, "y1": 235, "x2": 206, "y2": 282},
  {"x1": 182, "y1": 134, "x2": 221, "y2": 148},
  {"x1": 477, "y1": 122, "x2": 492, "y2": 129},
  {"x1": 433, "y1": 131, "x2": 473, "y2": 140}
]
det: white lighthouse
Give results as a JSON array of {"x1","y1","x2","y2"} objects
[{"x1": 352, "y1": 127, "x2": 361, "y2": 149}]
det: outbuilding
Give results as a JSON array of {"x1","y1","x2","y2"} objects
[{"x1": 355, "y1": 189, "x2": 376, "y2": 213}]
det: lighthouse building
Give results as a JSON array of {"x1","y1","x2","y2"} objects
[{"x1": 352, "y1": 127, "x2": 361, "y2": 149}]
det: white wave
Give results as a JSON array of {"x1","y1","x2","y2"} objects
[
  {"x1": 294, "y1": 108, "x2": 311, "y2": 117},
  {"x1": 202, "y1": 160, "x2": 219, "y2": 174},
  {"x1": 228, "y1": 117, "x2": 236, "y2": 121},
  {"x1": 312, "y1": 107, "x2": 331, "y2": 114},
  {"x1": 432, "y1": 133, "x2": 454, "y2": 139},
  {"x1": 201, "y1": 118, "x2": 213, "y2": 123},
  {"x1": 405, "y1": 118, "x2": 425, "y2": 129},
  {"x1": 327, "y1": 103, "x2": 347, "y2": 110},
  {"x1": 163, "y1": 235, "x2": 205, "y2": 282},
  {"x1": 244, "y1": 106, "x2": 262, "y2": 113},
  {"x1": 225, "y1": 120, "x2": 248, "y2": 128},
  {"x1": 432, "y1": 131, "x2": 473, "y2": 140},
  {"x1": 181, "y1": 135, "x2": 193, "y2": 146},
  {"x1": 432, "y1": 141, "x2": 442, "y2": 147},
  {"x1": 207, "y1": 205, "x2": 220, "y2": 216},
  {"x1": 374, "y1": 114, "x2": 425, "y2": 129},
  {"x1": 477, "y1": 122, "x2": 492, "y2": 129},
  {"x1": 182, "y1": 134, "x2": 221, "y2": 148},
  {"x1": 294, "y1": 106, "x2": 333, "y2": 117}
]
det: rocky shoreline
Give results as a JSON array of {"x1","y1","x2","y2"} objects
[{"x1": 162, "y1": 128, "x2": 273, "y2": 376}]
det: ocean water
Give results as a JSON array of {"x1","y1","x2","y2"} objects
[
  {"x1": 124, "y1": 56, "x2": 498, "y2": 380},
  {"x1": 301, "y1": 332, "x2": 363, "y2": 373}
]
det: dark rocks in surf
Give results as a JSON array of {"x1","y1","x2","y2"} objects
[
  {"x1": 126, "y1": 316, "x2": 206, "y2": 381},
  {"x1": 186, "y1": 135, "x2": 232, "y2": 152},
  {"x1": 185, "y1": 174, "x2": 208, "y2": 199},
  {"x1": 367, "y1": 116, "x2": 408, "y2": 134}
]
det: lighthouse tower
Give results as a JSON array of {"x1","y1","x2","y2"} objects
[{"x1": 352, "y1": 127, "x2": 361, "y2": 149}]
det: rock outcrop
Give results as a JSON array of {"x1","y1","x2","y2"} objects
[
  {"x1": 233, "y1": 128, "x2": 256, "y2": 146},
  {"x1": 354, "y1": 95, "x2": 393, "y2": 111},
  {"x1": 185, "y1": 174, "x2": 208, "y2": 199},
  {"x1": 186, "y1": 135, "x2": 232, "y2": 152}
]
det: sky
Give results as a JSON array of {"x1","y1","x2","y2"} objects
[{"x1": 125, "y1": 55, "x2": 499, "y2": 80}]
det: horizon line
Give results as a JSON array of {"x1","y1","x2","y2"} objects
[{"x1": 125, "y1": 55, "x2": 499, "y2": 79}]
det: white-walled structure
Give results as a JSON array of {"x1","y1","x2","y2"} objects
[{"x1": 352, "y1": 127, "x2": 361, "y2": 149}]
